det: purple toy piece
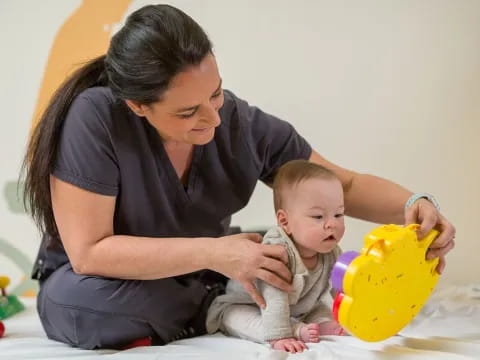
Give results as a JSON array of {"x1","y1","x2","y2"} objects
[{"x1": 331, "y1": 251, "x2": 360, "y2": 292}]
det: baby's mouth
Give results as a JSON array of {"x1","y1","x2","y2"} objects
[{"x1": 324, "y1": 235, "x2": 336, "y2": 241}]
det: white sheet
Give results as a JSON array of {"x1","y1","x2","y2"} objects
[{"x1": 1, "y1": 284, "x2": 479, "y2": 360}]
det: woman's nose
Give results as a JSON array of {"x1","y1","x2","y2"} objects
[
  {"x1": 208, "y1": 110, "x2": 221, "y2": 127},
  {"x1": 200, "y1": 105, "x2": 221, "y2": 127}
]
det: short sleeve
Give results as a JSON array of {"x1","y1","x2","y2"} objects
[
  {"x1": 53, "y1": 92, "x2": 119, "y2": 196},
  {"x1": 226, "y1": 90, "x2": 312, "y2": 184}
]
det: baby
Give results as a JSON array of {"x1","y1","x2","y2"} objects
[{"x1": 206, "y1": 160, "x2": 346, "y2": 353}]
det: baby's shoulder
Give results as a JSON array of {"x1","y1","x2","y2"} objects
[
  {"x1": 262, "y1": 226, "x2": 289, "y2": 246},
  {"x1": 262, "y1": 226, "x2": 300, "y2": 272}
]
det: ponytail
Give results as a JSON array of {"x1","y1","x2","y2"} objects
[
  {"x1": 22, "y1": 4, "x2": 213, "y2": 237},
  {"x1": 22, "y1": 55, "x2": 107, "y2": 235}
]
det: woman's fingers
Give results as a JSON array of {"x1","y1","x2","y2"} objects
[
  {"x1": 261, "y1": 243, "x2": 289, "y2": 264},
  {"x1": 429, "y1": 215, "x2": 456, "y2": 249},
  {"x1": 256, "y1": 268, "x2": 292, "y2": 292},
  {"x1": 404, "y1": 199, "x2": 456, "y2": 261},
  {"x1": 241, "y1": 280, "x2": 266, "y2": 309},
  {"x1": 435, "y1": 256, "x2": 447, "y2": 275},
  {"x1": 235, "y1": 232, "x2": 263, "y2": 243},
  {"x1": 427, "y1": 238, "x2": 455, "y2": 262},
  {"x1": 418, "y1": 211, "x2": 438, "y2": 239},
  {"x1": 405, "y1": 199, "x2": 438, "y2": 238},
  {"x1": 404, "y1": 200, "x2": 419, "y2": 226},
  {"x1": 261, "y1": 256, "x2": 292, "y2": 284}
]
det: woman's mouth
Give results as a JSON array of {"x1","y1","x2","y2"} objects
[{"x1": 191, "y1": 127, "x2": 211, "y2": 132}]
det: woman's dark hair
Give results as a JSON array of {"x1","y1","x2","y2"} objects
[{"x1": 22, "y1": 4, "x2": 212, "y2": 236}]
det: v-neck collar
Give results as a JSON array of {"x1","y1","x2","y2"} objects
[
  {"x1": 144, "y1": 119, "x2": 203, "y2": 203},
  {"x1": 158, "y1": 142, "x2": 203, "y2": 202}
]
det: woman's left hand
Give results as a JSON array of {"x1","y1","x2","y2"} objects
[{"x1": 405, "y1": 198, "x2": 456, "y2": 274}]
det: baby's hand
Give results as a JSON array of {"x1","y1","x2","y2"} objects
[
  {"x1": 317, "y1": 320, "x2": 346, "y2": 336},
  {"x1": 269, "y1": 337, "x2": 307, "y2": 353}
]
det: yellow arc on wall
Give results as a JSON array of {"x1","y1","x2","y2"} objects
[
  {"x1": 31, "y1": 0, "x2": 132, "y2": 128},
  {"x1": 4, "y1": 0, "x2": 132, "y2": 297}
]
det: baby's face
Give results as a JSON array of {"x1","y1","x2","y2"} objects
[{"x1": 278, "y1": 177, "x2": 345, "y2": 257}]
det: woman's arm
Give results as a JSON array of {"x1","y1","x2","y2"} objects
[
  {"x1": 50, "y1": 176, "x2": 292, "y2": 303},
  {"x1": 309, "y1": 150, "x2": 455, "y2": 273},
  {"x1": 51, "y1": 175, "x2": 214, "y2": 279},
  {"x1": 309, "y1": 150, "x2": 411, "y2": 224}
]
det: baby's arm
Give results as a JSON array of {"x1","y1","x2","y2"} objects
[
  {"x1": 259, "y1": 281, "x2": 293, "y2": 340},
  {"x1": 259, "y1": 281, "x2": 307, "y2": 353}
]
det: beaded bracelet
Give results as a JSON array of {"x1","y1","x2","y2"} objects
[{"x1": 405, "y1": 193, "x2": 440, "y2": 211}]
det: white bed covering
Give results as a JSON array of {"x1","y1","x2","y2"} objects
[{"x1": 1, "y1": 284, "x2": 479, "y2": 360}]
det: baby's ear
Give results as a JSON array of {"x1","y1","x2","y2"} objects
[{"x1": 276, "y1": 209, "x2": 291, "y2": 234}]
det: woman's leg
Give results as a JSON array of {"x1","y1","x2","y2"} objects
[{"x1": 37, "y1": 263, "x2": 224, "y2": 349}]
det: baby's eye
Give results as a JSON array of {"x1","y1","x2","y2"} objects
[
  {"x1": 312, "y1": 215, "x2": 323, "y2": 220},
  {"x1": 335, "y1": 213, "x2": 344, "y2": 218}
]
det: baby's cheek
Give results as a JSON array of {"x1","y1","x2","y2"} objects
[{"x1": 309, "y1": 229, "x2": 326, "y2": 242}]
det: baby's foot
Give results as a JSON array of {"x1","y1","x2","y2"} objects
[
  {"x1": 317, "y1": 320, "x2": 346, "y2": 336},
  {"x1": 298, "y1": 323, "x2": 320, "y2": 343}
]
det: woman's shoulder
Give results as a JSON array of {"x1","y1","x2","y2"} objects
[
  {"x1": 76, "y1": 87, "x2": 128, "y2": 115},
  {"x1": 70, "y1": 86, "x2": 132, "y2": 129},
  {"x1": 218, "y1": 89, "x2": 260, "y2": 127},
  {"x1": 78, "y1": 86, "x2": 117, "y2": 105},
  {"x1": 59, "y1": 86, "x2": 141, "y2": 154}
]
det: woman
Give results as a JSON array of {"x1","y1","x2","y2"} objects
[{"x1": 23, "y1": 4, "x2": 455, "y2": 350}]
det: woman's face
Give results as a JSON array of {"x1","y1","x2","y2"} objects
[{"x1": 126, "y1": 54, "x2": 224, "y2": 145}]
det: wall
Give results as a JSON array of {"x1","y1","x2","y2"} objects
[{"x1": 0, "y1": 0, "x2": 479, "y2": 293}]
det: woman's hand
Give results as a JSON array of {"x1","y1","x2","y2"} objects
[
  {"x1": 210, "y1": 233, "x2": 292, "y2": 308},
  {"x1": 405, "y1": 198, "x2": 456, "y2": 274}
]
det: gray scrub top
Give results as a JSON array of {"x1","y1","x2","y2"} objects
[{"x1": 32, "y1": 87, "x2": 312, "y2": 280}]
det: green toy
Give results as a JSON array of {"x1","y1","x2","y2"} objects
[{"x1": 0, "y1": 276, "x2": 25, "y2": 320}]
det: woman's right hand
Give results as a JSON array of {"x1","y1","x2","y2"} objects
[{"x1": 210, "y1": 233, "x2": 292, "y2": 308}]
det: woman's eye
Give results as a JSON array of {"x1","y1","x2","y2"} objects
[
  {"x1": 212, "y1": 90, "x2": 222, "y2": 98},
  {"x1": 178, "y1": 112, "x2": 195, "y2": 119}
]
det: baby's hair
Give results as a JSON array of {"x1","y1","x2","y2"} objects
[{"x1": 273, "y1": 160, "x2": 338, "y2": 211}]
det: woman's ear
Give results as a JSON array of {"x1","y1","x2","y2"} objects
[
  {"x1": 277, "y1": 209, "x2": 291, "y2": 235},
  {"x1": 125, "y1": 99, "x2": 148, "y2": 117}
]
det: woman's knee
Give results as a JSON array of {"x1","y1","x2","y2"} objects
[
  {"x1": 38, "y1": 294, "x2": 153, "y2": 349},
  {"x1": 37, "y1": 264, "x2": 209, "y2": 348}
]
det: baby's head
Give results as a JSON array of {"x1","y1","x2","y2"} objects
[{"x1": 273, "y1": 160, "x2": 345, "y2": 257}]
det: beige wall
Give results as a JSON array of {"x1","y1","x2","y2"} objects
[{"x1": 1, "y1": 0, "x2": 479, "y2": 290}]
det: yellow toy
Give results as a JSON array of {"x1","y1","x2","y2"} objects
[{"x1": 331, "y1": 224, "x2": 440, "y2": 342}]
